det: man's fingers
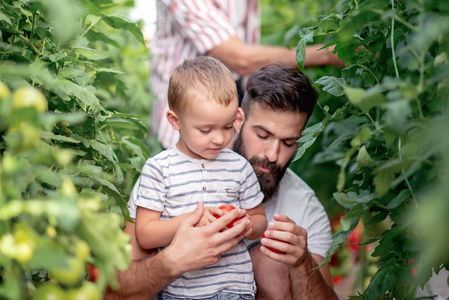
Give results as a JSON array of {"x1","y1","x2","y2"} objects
[
  {"x1": 209, "y1": 208, "x2": 241, "y2": 230},
  {"x1": 184, "y1": 201, "x2": 204, "y2": 227}
]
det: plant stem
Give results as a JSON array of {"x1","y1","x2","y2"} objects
[
  {"x1": 398, "y1": 137, "x2": 418, "y2": 207},
  {"x1": 390, "y1": 0, "x2": 400, "y2": 79}
]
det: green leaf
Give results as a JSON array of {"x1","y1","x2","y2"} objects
[
  {"x1": 295, "y1": 27, "x2": 315, "y2": 69},
  {"x1": 96, "y1": 177, "x2": 121, "y2": 195},
  {"x1": 345, "y1": 86, "x2": 388, "y2": 111},
  {"x1": 0, "y1": 11, "x2": 12, "y2": 25},
  {"x1": 333, "y1": 190, "x2": 376, "y2": 209},
  {"x1": 315, "y1": 76, "x2": 347, "y2": 97},
  {"x1": 85, "y1": 30, "x2": 121, "y2": 49},
  {"x1": 323, "y1": 132, "x2": 353, "y2": 155},
  {"x1": 383, "y1": 100, "x2": 412, "y2": 132},
  {"x1": 387, "y1": 189, "x2": 411, "y2": 209},
  {"x1": 373, "y1": 168, "x2": 395, "y2": 198},
  {"x1": 41, "y1": 131, "x2": 81, "y2": 144},
  {"x1": 356, "y1": 145, "x2": 377, "y2": 167},
  {"x1": 101, "y1": 14, "x2": 145, "y2": 45},
  {"x1": 74, "y1": 47, "x2": 111, "y2": 60},
  {"x1": 293, "y1": 122, "x2": 323, "y2": 161},
  {"x1": 317, "y1": 207, "x2": 361, "y2": 268},
  {"x1": 350, "y1": 127, "x2": 371, "y2": 148},
  {"x1": 54, "y1": 79, "x2": 100, "y2": 111},
  {"x1": 39, "y1": 0, "x2": 85, "y2": 46},
  {"x1": 87, "y1": 139, "x2": 117, "y2": 162}
]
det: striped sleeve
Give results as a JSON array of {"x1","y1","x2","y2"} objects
[
  {"x1": 135, "y1": 157, "x2": 166, "y2": 212},
  {"x1": 161, "y1": 0, "x2": 236, "y2": 54},
  {"x1": 239, "y1": 160, "x2": 264, "y2": 210}
]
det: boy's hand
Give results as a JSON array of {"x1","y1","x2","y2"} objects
[
  {"x1": 240, "y1": 213, "x2": 253, "y2": 238},
  {"x1": 197, "y1": 206, "x2": 222, "y2": 227}
]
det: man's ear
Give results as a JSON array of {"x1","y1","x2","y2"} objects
[
  {"x1": 167, "y1": 109, "x2": 180, "y2": 130},
  {"x1": 234, "y1": 108, "x2": 245, "y2": 134}
]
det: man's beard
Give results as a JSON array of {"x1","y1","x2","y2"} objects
[{"x1": 233, "y1": 131, "x2": 291, "y2": 202}]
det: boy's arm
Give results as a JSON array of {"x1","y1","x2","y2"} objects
[
  {"x1": 104, "y1": 202, "x2": 251, "y2": 300},
  {"x1": 244, "y1": 204, "x2": 267, "y2": 240},
  {"x1": 135, "y1": 206, "x2": 191, "y2": 249}
]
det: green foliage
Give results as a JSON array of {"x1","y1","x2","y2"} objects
[
  {"x1": 0, "y1": 0, "x2": 157, "y2": 298},
  {"x1": 293, "y1": 0, "x2": 449, "y2": 298}
]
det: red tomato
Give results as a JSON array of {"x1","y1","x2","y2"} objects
[
  {"x1": 87, "y1": 264, "x2": 99, "y2": 283},
  {"x1": 348, "y1": 222, "x2": 363, "y2": 253},
  {"x1": 332, "y1": 274, "x2": 344, "y2": 285},
  {"x1": 213, "y1": 205, "x2": 241, "y2": 228},
  {"x1": 261, "y1": 229, "x2": 286, "y2": 254}
]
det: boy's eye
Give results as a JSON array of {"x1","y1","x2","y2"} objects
[{"x1": 199, "y1": 128, "x2": 211, "y2": 134}]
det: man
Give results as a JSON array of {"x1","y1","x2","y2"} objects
[
  {"x1": 104, "y1": 64, "x2": 337, "y2": 299},
  {"x1": 150, "y1": 0, "x2": 343, "y2": 149}
]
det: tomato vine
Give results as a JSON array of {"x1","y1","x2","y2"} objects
[
  {"x1": 0, "y1": 0, "x2": 157, "y2": 298},
  {"x1": 294, "y1": 0, "x2": 449, "y2": 298}
]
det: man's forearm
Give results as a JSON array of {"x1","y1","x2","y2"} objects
[
  {"x1": 290, "y1": 250, "x2": 338, "y2": 300},
  {"x1": 103, "y1": 252, "x2": 178, "y2": 300}
]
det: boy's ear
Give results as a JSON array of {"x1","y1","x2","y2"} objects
[
  {"x1": 167, "y1": 109, "x2": 180, "y2": 130},
  {"x1": 234, "y1": 108, "x2": 245, "y2": 134}
]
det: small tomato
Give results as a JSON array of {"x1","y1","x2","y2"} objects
[
  {"x1": 87, "y1": 264, "x2": 99, "y2": 283},
  {"x1": 67, "y1": 281, "x2": 101, "y2": 300},
  {"x1": 262, "y1": 228, "x2": 286, "y2": 254},
  {"x1": 213, "y1": 205, "x2": 241, "y2": 228},
  {"x1": 12, "y1": 86, "x2": 47, "y2": 113},
  {"x1": 34, "y1": 284, "x2": 66, "y2": 300},
  {"x1": 50, "y1": 257, "x2": 84, "y2": 286}
]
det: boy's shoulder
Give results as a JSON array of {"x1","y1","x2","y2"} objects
[
  {"x1": 216, "y1": 148, "x2": 250, "y2": 165},
  {"x1": 144, "y1": 147, "x2": 179, "y2": 165}
]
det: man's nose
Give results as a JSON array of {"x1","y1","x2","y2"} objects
[{"x1": 264, "y1": 140, "x2": 280, "y2": 163}]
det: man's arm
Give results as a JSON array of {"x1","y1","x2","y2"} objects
[
  {"x1": 104, "y1": 202, "x2": 250, "y2": 300},
  {"x1": 260, "y1": 214, "x2": 337, "y2": 300},
  {"x1": 207, "y1": 36, "x2": 343, "y2": 76}
]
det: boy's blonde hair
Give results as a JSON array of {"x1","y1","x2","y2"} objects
[{"x1": 167, "y1": 56, "x2": 237, "y2": 112}]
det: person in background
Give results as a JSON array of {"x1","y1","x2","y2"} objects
[
  {"x1": 150, "y1": 0, "x2": 343, "y2": 149},
  {"x1": 104, "y1": 64, "x2": 337, "y2": 299}
]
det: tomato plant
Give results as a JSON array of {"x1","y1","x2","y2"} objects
[
  {"x1": 290, "y1": 0, "x2": 449, "y2": 298},
  {"x1": 213, "y1": 205, "x2": 242, "y2": 228},
  {"x1": 0, "y1": 0, "x2": 158, "y2": 298}
]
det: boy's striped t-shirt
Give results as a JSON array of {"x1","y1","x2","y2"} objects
[{"x1": 135, "y1": 146, "x2": 264, "y2": 298}]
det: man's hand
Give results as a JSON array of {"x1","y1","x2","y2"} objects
[
  {"x1": 260, "y1": 214, "x2": 308, "y2": 267},
  {"x1": 197, "y1": 206, "x2": 222, "y2": 227},
  {"x1": 161, "y1": 202, "x2": 251, "y2": 276}
]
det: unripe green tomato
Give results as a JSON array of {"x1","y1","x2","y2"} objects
[
  {"x1": 67, "y1": 281, "x2": 101, "y2": 300},
  {"x1": 0, "y1": 81, "x2": 10, "y2": 100},
  {"x1": 34, "y1": 284, "x2": 66, "y2": 300},
  {"x1": 12, "y1": 86, "x2": 47, "y2": 113},
  {"x1": 74, "y1": 240, "x2": 90, "y2": 261},
  {"x1": 8, "y1": 122, "x2": 41, "y2": 150},
  {"x1": 50, "y1": 257, "x2": 84, "y2": 286}
]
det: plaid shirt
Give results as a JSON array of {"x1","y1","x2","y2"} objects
[{"x1": 150, "y1": 0, "x2": 260, "y2": 149}]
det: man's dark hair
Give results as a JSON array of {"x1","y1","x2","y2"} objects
[{"x1": 241, "y1": 64, "x2": 318, "y2": 118}]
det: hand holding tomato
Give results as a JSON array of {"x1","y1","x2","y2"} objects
[
  {"x1": 213, "y1": 205, "x2": 244, "y2": 229},
  {"x1": 260, "y1": 214, "x2": 310, "y2": 268},
  {"x1": 197, "y1": 206, "x2": 224, "y2": 227},
  {"x1": 261, "y1": 228, "x2": 286, "y2": 254}
]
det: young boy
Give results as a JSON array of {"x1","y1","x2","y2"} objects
[{"x1": 134, "y1": 56, "x2": 267, "y2": 299}]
